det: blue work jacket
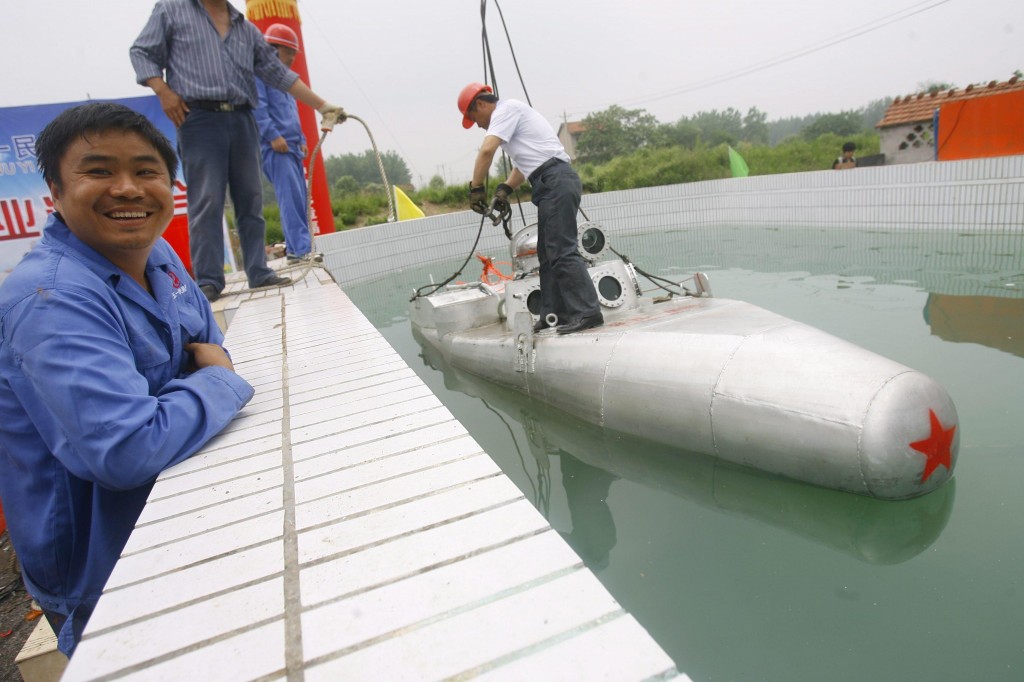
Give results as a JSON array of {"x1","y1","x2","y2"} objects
[
  {"x1": 254, "y1": 77, "x2": 305, "y2": 154},
  {"x1": 0, "y1": 214, "x2": 254, "y2": 652}
]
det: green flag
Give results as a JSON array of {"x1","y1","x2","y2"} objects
[{"x1": 728, "y1": 146, "x2": 749, "y2": 178}]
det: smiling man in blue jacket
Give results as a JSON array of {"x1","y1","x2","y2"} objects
[{"x1": 0, "y1": 102, "x2": 255, "y2": 656}]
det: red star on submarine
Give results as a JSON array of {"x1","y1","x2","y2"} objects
[{"x1": 909, "y1": 409, "x2": 956, "y2": 483}]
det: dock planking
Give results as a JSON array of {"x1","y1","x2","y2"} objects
[{"x1": 62, "y1": 268, "x2": 687, "y2": 681}]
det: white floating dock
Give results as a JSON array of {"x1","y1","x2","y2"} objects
[{"x1": 62, "y1": 267, "x2": 687, "y2": 681}]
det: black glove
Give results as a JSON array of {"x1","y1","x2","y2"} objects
[
  {"x1": 468, "y1": 183, "x2": 488, "y2": 215},
  {"x1": 492, "y1": 182, "x2": 513, "y2": 223}
]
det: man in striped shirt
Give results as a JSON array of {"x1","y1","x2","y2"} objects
[{"x1": 130, "y1": 0, "x2": 345, "y2": 302}]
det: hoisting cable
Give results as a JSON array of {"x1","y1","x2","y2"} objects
[
  {"x1": 411, "y1": 0, "x2": 541, "y2": 300},
  {"x1": 480, "y1": 0, "x2": 499, "y2": 97},
  {"x1": 493, "y1": 0, "x2": 532, "y2": 107},
  {"x1": 411, "y1": 1, "x2": 521, "y2": 303},
  {"x1": 480, "y1": 0, "x2": 530, "y2": 236}
]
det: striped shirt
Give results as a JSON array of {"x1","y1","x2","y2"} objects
[{"x1": 130, "y1": 0, "x2": 298, "y2": 107}]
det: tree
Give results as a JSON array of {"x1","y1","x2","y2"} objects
[
  {"x1": 801, "y1": 111, "x2": 865, "y2": 139},
  {"x1": 324, "y1": 150, "x2": 412, "y2": 189},
  {"x1": 687, "y1": 108, "x2": 744, "y2": 146},
  {"x1": 741, "y1": 106, "x2": 769, "y2": 145},
  {"x1": 378, "y1": 150, "x2": 412, "y2": 187},
  {"x1": 576, "y1": 105, "x2": 659, "y2": 164},
  {"x1": 653, "y1": 119, "x2": 701, "y2": 149},
  {"x1": 860, "y1": 97, "x2": 893, "y2": 129},
  {"x1": 333, "y1": 175, "x2": 359, "y2": 195},
  {"x1": 768, "y1": 113, "x2": 819, "y2": 145}
]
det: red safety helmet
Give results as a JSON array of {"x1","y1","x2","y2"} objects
[
  {"x1": 458, "y1": 82, "x2": 492, "y2": 129},
  {"x1": 265, "y1": 24, "x2": 300, "y2": 53}
]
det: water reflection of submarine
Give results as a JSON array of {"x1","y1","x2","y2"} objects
[{"x1": 415, "y1": 329, "x2": 955, "y2": 566}]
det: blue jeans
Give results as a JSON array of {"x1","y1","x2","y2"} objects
[
  {"x1": 178, "y1": 109, "x2": 276, "y2": 290},
  {"x1": 261, "y1": 145, "x2": 312, "y2": 257},
  {"x1": 531, "y1": 163, "x2": 600, "y2": 323}
]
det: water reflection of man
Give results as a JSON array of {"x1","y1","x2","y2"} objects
[{"x1": 558, "y1": 452, "x2": 618, "y2": 570}]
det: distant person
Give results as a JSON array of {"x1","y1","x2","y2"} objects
[
  {"x1": 458, "y1": 82, "x2": 603, "y2": 335},
  {"x1": 833, "y1": 141, "x2": 857, "y2": 170},
  {"x1": 0, "y1": 103, "x2": 255, "y2": 655},
  {"x1": 130, "y1": 0, "x2": 346, "y2": 301},
  {"x1": 254, "y1": 24, "x2": 315, "y2": 263}
]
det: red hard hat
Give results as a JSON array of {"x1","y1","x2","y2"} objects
[
  {"x1": 458, "y1": 82, "x2": 492, "y2": 129},
  {"x1": 265, "y1": 23, "x2": 300, "y2": 53}
]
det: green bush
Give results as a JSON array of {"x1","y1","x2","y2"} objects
[
  {"x1": 329, "y1": 191, "x2": 392, "y2": 226},
  {"x1": 578, "y1": 145, "x2": 728, "y2": 192},
  {"x1": 295, "y1": 129, "x2": 882, "y2": 226},
  {"x1": 262, "y1": 202, "x2": 284, "y2": 244},
  {"x1": 413, "y1": 181, "x2": 468, "y2": 206},
  {"x1": 576, "y1": 132, "x2": 881, "y2": 192},
  {"x1": 410, "y1": 179, "x2": 532, "y2": 208}
]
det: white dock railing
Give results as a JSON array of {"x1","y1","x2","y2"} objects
[{"x1": 62, "y1": 269, "x2": 686, "y2": 681}]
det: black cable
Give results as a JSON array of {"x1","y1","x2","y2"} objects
[
  {"x1": 934, "y1": 103, "x2": 964, "y2": 158},
  {"x1": 481, "y1": 0, "x2": 499, "y2": 97},
  {"x1": 410, "y1": 211, "x2": 489, "y2": 301},
  {"x1": 610, "y1": 246, "x2": 695, "y2": 297},
  {"x1": 480, "y1": 6, "x2": 679, "y2": 299},
  {"x1": 477, "y1": 0, "x2": 531, "y2": 239},
  {"x1": 494, "y1": 0, "x2": 531, "y2": 107},
  {"x1": 414, "y1": 2, "x2": 518, "y2": 301}
]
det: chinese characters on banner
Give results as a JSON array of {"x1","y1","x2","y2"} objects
[{"x1": 0, "y1": 96, "x2": 189, "y2": 283}]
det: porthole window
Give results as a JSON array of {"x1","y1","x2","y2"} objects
[
  {"x1": 581, "y1": 227, "x2": 606, "y2": 257},
  {"x1": 577, "y1": 223, "x2": 608, "y2": 262},
  {"x1": 593, "y1": 273, "x2": 626, "y2": 307},
  {"x1": 526, "y1": 289, "x2": 542, "y2": 316}
]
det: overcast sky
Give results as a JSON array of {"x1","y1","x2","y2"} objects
[{"x1": 3, "y1": 0, "x2": 1020, "y2": 185}]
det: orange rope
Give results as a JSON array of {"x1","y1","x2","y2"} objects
[{"x1": 477, "y1": 254, "x2": 513, "y2": 285}]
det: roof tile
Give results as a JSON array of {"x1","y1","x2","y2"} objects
[{"x1": 877, "y1": 76, "x2": 1024, "y2": 128}]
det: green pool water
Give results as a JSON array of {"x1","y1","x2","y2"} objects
[{"x1": 343, "y1": 225, "x2": 1024, "y2": 682}]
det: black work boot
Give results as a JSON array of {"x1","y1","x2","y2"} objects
[{"x1": 557, "y1": 312, "x2": 604, "y2": 335}]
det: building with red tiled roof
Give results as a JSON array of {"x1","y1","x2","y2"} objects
[
  {"x1": 876, "y1": 75, "x2": 1024, "y2": 164},
  {"x1": 557, "y1": 121, "x2": 587, "y2": 161}
]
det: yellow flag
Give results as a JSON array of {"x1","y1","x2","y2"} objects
[{"x1": 394, "y1": 186, "x2": 425, "y2": 220}]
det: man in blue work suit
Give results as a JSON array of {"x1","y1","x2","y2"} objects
[
  {"x1": 130, "y1": 0, "x2": 345, "y2": 301},
  {"x1": 0, "y1": 102, "x2": 255, "y2": 656},
  {"x1": 254, "y1": 24, "x2": 314, "y2": 262},
  {"x1": 458, "y1": 82, "x2": 603, "y2": 335}
]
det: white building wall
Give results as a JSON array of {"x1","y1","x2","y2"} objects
[{"x1": 880, "y1": 122, "x2": 937, "y2": 164}]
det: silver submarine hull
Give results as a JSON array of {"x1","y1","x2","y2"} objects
[{"x1": 409, "y1": 223, "x2": 959, "y2": 500}]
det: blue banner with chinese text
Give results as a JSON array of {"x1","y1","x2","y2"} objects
[{"x1": 0, "y1": 96, "x2": 182, "y2": 282}]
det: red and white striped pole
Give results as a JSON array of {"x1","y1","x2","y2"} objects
[{"x1": 246, "y1": 0, "x2": 335, "y2": 235}]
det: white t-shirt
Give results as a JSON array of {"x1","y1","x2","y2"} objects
[{"x1": 485, "y1": 99, "x2": 570, "y2": 178}]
